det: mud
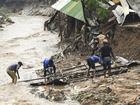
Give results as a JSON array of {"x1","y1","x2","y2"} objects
[
  {"x1": 72, "y1": 66, "x2": 140, "y2": 105},
  {"x1": 113, "y1": 26, "x2": 140, "y2": 60}
]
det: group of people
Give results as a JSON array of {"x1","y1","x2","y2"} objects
[
  {"x1": 7, "y1": 33, "x2": 115, "y2": 84},
  {"x1": 7, "y1": 57, "x2": 56, "y2": 84},
  {"x1": 87, "y1": 33, "x2": 115, "y2": 78}
]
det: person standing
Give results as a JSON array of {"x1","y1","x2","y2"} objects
[
  {"x1": 100, "y1": 39, "x2": 115, "y2": 77},
  {"x1": 7, "y1": 61, "x2": 23, "y2": 84}
]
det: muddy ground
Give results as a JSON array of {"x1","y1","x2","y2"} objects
[
  {"x1": 113, "y1": 26, "x2": 140, "y2": 60},
  {"x1": 53, "y1": 54, "x2": 140, "y2": 105},
  {"x1": 73, "y1": 66, "x2": 140, "y2": 105}
]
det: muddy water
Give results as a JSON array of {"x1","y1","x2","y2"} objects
[{"x1": 0, "y1": 16, "x2": 80, "y2": 105}]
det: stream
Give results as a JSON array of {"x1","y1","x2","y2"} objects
[{"x1": 0, "y1": 15, "x2": 79, "y2": 105}]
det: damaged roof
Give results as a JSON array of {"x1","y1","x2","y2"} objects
[
  {"x1": 127, "y1": 0, "x2": 140, "y2": 17},
  {"x1": 109, "y1": 0, "x2": 140, "y2": 25},
  {"x1": 51, "y1": 0, "x2": 86, "y2": 22}
]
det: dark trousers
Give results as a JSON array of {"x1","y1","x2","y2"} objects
[
  {"x1": 44, "y1": 67, "x2": 56, "y2": 77},
  {"x1": 102, "y1": 57, "x2": 111, "y2": 76},
  {"x1": 87, "y1": 58, "x2": 96, "y2": 76}
]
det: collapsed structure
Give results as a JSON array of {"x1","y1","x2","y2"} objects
[{"x1": 51, "y1": 0, "x2": 140, "y2": 26}]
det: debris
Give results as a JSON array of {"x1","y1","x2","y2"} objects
[
  {"x1": 127, "y1": 0, "x2": 140, "y2": 17},
  {"x1": 110, "y1": 0, "x2": 135, "y2": 25},
  {"x1": 34, "y1": 60, "x2": 129, "y2": 85},
  {"x1": 47, "y1": 88, "x2": 66, "y2": 101}
]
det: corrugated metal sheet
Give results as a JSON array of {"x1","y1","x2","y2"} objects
[
  {"x1": 52, "y1": 0, "x2": 86, "y2": 22},
  {"x1": 110, "y1": 0, "x2": 135, "y2": 25},
  {"x1": 126, "y1": 0, "x2": 140, "y2": 17}
]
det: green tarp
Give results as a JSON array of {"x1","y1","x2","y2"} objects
[{"x1": 52, "y1": 0, "x2": 86, "y2": 22}]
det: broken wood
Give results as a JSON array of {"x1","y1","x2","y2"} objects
[
  {"x1": 62, "y1": 64, "x2": 87, "y2": 72},
  {"x1": 19, "y1": 77, "x2": 46, "y2": 82},
  {"x1": 23, "y1": 61, "x2": 140, "y2": 84}
]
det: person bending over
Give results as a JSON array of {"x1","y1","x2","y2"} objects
[
  {"x1": 43, "y1": 57, "x2": 56, "y2": 77},
  {"x1": 7, "y1": 61, "x2": 23, "y2": 84}
]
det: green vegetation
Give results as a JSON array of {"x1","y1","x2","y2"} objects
[
  {"x1": 97, "y1": 7, "x2": 109, "y2": 22},
  {"x1": 86, "y1": 0, "x2": 109, "y2": 23},
  {"x1": 87, "y1": 0, "x2": 99, "y2": 10}
]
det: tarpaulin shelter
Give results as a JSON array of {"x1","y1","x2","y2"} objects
[{"x1": 51, "y1": 0, "x2": 86, "y2": 23}]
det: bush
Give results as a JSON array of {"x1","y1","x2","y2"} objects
[
  {"x1": 86, "y1": 0, "x2": 109, "y2": 23},
  {"x1": 97, "y1": 7, "x2": 109, "y2": 23}
]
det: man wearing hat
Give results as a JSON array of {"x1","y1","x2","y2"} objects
[{"x1": 7, "y1": 61, "x2": 23, "y2": 84}]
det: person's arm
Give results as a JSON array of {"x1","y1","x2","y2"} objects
[
  {"x1": 16, "y1": 65, "x2": 20, "y2": 79},
  {"x1": 110, "y1": 47, "x2": 115, "y2": 60},
  {"x1": 16, "y1": 70, "x2": 20, "y2": 79},
  {"x1": 53, "y1": 65, "x2": 56, "y2": 74}
]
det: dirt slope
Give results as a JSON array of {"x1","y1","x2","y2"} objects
[{"x1": 113, "y1": 26, "x2": 140, "y2": 60}]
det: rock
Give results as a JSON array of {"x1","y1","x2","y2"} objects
[
  {"x1": 47, "y1": 88, "x2": 66, "y2": 101},
  {"x1": 6, "y1": 18, "x2": 14, "y2": 23},
  {"x1": 37, "y1": 92, "x2": 46, "y2": 98},
  {"x1": 98, "y1": 85, "x2": 113, "y2": 94},
  {"x1": 0, "y1": 16, "x2": 4, "y2": 24},
  {"x1": 30, "y1": 88, "x2": 39, "y2": 94},
  {"x1": 105, "y1": 87, "x2": 112, "y2": 93},
  {"x1": 135, "y1": 96, "x2": 140, "y2": 105}
]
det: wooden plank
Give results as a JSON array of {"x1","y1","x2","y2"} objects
[
  {"x1": 61, "y1": 64, "x2": 87, "y2": 72},
  {"x1": 19, "y1": 77, "x2": 47, "y2": 82},
  {"x1": 22, "y1": 64, "x2": 128, "y2": 83}
]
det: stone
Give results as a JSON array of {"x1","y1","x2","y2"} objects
[{"x1": 47, "y1": 88, "x2": 66, "y2": 101}]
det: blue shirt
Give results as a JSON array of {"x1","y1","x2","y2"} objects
[
  {"x1": 43, "y1": 58, "x2": 54, "y2": 69},
  {"x1": 43, "y1": 59, "x2": 49, "y2": 68},
  {"x1": 8, "y1": 64, "x2": 18, "y2": 71},
  {"x1": 89, "y1": 55, "x2": 100, "y2": 63}
]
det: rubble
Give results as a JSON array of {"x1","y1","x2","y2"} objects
[
  {"x1": 47, "y1": 88, "x2": 66, "y2": 101},
  {"x1": 74, "y1": 87, "x2": 119, "y2": 105},
  {"x1": 72, "y1": 68, "x2": 140, "y2": 105},
  {"x1": 30, "y1": 87, "x2": 66, "y2": 102}
]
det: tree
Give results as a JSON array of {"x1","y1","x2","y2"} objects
[{"x1": 86, "y1": 0, "x2": 109, "y2": 23}]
